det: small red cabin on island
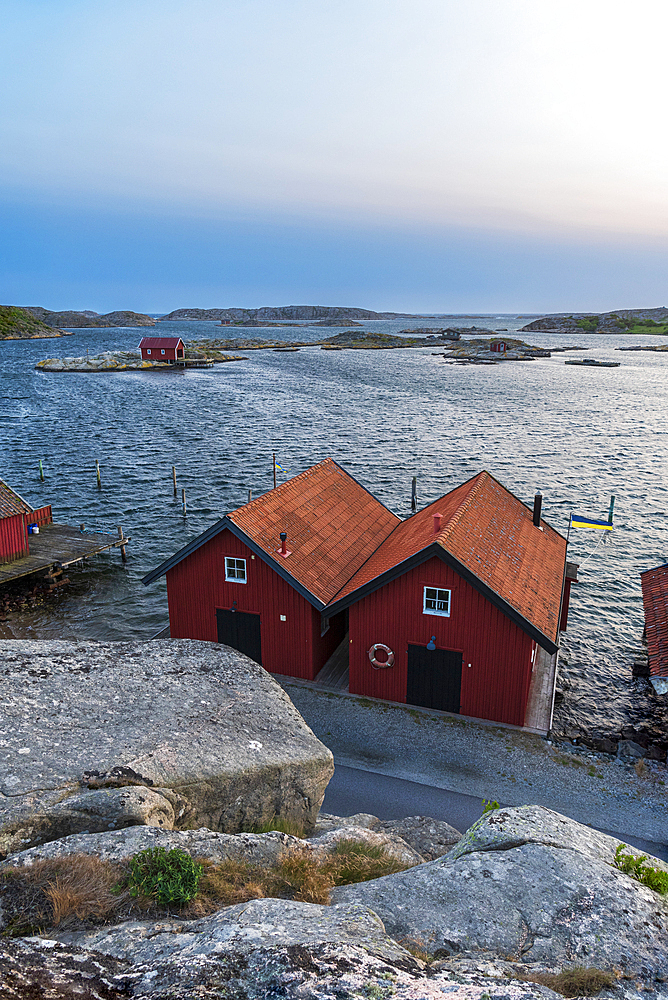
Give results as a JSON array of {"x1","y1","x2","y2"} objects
[
  {"x1": 138, "y1": 337, "x2": 185, "y2": 363},
  {"x1": 143, "y1": 459, "x2": 573, "y2": 730},
  {"x1": 0, "y1": 479, "x2": 52, "y2": 565}
]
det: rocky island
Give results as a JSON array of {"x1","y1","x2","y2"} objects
[
  {"x1": 159, "y1": 304, "x2": 418, "y2": 322},
  {"x1": 0, "y1": 305, "x2": 74, "y2": 340},
  {"x1": 35, "y1": 349, "x2": 245, "y2": 373},
  {"x1": 521, "y1": 307, "x2": 668, "y2": 335},
  {"x1": 24, "y1": 307, "x2": 157, "y2": 328}
]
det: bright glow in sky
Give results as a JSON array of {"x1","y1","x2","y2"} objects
[{"x1": 2, "y1": 0, "x2": 667, "y2": 310}]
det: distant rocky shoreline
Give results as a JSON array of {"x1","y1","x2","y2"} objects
[{"x1": 522, "y1": 306, "x2": 668, "y2": 335}]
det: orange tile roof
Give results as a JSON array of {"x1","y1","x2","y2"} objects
[
  {"x1": 331, "y1": 471, "x2": 567, "y2": 645},
  {"x1": 641, "y1": 564, "x2": 668, "y2": 679},
  {"x1": 227, "y1": 458, "x2": 400, "y2": 606}
]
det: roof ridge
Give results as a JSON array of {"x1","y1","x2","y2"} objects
[{"x1": 437, "y1": 471, "x2": 489, "y2": 544}]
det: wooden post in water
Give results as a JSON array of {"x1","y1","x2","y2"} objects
[
  {"x1": 80, "y1": 523, "x2": 85, "y2": 533},
  {"x1": 273, "y1": 453, "x2": 277, "y2": 490},
  {"x1": 411, "y1": 476, "x2": 417, "y2": 512},
  {"x1": 182, "y1": 488, "x2": 187, "y2": 517},
  {"x1": 172, "y1": 466, "x2": 177, "y2": 496},
  {"x1": 39, "y1": 459, "x2": 44, "y2": 482},
  {"x1": 248, "y1": 489, "x2": 252, "y2": 503},
  {"x1": 96, "y1": 460, "x2": 101, "y2": 489},
  {"x1": 117, "y1": 525, "x2": 127, "y2": 562}
]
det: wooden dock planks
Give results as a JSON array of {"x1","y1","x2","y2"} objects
[{"x1": 0, "y1": 523, "x2": 130, "y2": 585}]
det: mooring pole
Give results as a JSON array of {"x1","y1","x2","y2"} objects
[
  {"x1": 39, "y1": 459, "x2": 44, "y2": 482},
  {"x1": 273, "y1": 452, "x2": 277, "y2": 490},
  {"x1": 608, "y1": 495, "x2": 615, "y2": 524},
  {"x1": 411, "y1": 476, "x2": 417, "y2": 512},
  {"x1": 182, "y1": 488, "x2": 187, "y2": 517},
  {"x1": 96, "y1": 460, "x2": 101, "y2": 489},
  {"x1": 248, "y1": 489, "x2": 252, "y2": 503},
  {"x1": 117, "y1": 525, "x2": 127, "y2": 563},
  {"x1": 172, "y1": 465, "x2": 177, "y2": 497}
]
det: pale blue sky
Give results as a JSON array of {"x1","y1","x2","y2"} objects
[{"x1": 2, "y1": 1, "x2": 667, "y2": 312}]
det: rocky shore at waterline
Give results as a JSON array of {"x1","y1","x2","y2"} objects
[
  {"x1": 1, "y1": 639, "x2": 668, "y2": 998},
  {"x1": 35, "y1": 349, "x2": 246, "y2": 372}
]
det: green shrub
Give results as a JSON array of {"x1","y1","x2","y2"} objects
[
  {"x1": 125, "y1": 846, "x2": 203, "y2": 905},
  {"x1": 482, "y1": 799, "x2": 500, "y2": 814},
  {"x1": 613, "y1": 844, "x2": 668, "y2": 894},
  {"x1": 575, "y1": 317, "x2": 600, "y2": 332}
]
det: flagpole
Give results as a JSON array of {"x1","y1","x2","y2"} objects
[
  {"x1": 567, "y1": 512, "x2": 572, "y2": 544},
  {"x1": 273, "y1": 453, "x2": 276, "y2": 490}
]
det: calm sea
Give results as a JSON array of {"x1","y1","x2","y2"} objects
[{"x1": 1, "y1": 314, "x2": 667, "y2": 742}]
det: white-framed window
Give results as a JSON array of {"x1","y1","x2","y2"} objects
[
  {"x1": 161, "y1": 348, "x2": 166, "y2": 354},
  {"x1": 423, "y1": 586, "x2": 451, "y2": 616},
  {"x1": 320, "y1": 617, "x2": 330, "y2": 637},
  {"x1": 225, "y1": 557, "x2": 247, "y2": 583},
  {"x1": 146, "y1": 348, "x2": 151, "y2": 354}
]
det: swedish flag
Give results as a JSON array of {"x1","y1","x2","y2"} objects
[
  {"x1": 275, "y1": 461, "x2": 288, "y2": 474},
  {"x1": 570, "y1": 514, "x2": 613, "y2": 530}
]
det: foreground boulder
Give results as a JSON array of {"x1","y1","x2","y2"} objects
[
  {"x1": 313, "y1": 812, "x2": 462, "y2": 860},
  {"x1": 0, "y1": 639, "x2": 334, "y2": 856},
  {"x1": 332, "y1": 805, "x2": 668, "y2": 982},
  {"x1": 0, "y1": 934, "x2": 561, "y2": 999}
]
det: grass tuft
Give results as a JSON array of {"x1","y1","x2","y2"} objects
[
  {"x1": 244, "y1": 815, "x2": 307, "y2": 838},
  {"x1": 1, "y1": 854, "x2": 124, "y2": 935},
  {"x1": 613, "y1": 844, "x2": 668, "y2": 894},
  {"x1": 519, "y1": 967, "x2": 615, "y2": 997}
]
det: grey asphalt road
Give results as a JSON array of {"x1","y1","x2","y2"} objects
[
  {"x1": 281, "y1": 682, "x2": 668, "y2": 848},
  {"x1": 323, "y1": 763, "x2": 668, "y2": 862}
]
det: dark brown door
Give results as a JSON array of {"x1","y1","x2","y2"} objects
[
  {"x1": 407, "y1": 644, "x2": 461, "y2": 713},
  {"x1": 216, "y1": 608, "x2": 262, "y2": 665}
]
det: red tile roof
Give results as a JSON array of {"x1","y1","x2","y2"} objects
[
  {"x1": 138, "y1": 337, "x2": 184, "y2": 349},
  {"x1": 227, "y1": 459, "x2": 400, "y2": 606},
  {"x1": 641, "y1": 564, "x2": 668, "y2": 678},
  {"x1": 332, "y1": 471, "x2": 567, "y2": 645},
  {"x1": 0, "y1": 479, "x2": 32, "y2": 519}
]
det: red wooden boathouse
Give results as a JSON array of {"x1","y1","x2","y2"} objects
[
  {"x1": 640, "y1": 563, "x2": 668, "y2": 696},
  {"x1": 143, "y1": 459, "x2": 572, "y2": 728},
  {"x1": 0, "y1": 479, "x2": 52, "y2": 565},
  {"x1": 138, "y1": 337, "x2": 185, "y2": 363}
]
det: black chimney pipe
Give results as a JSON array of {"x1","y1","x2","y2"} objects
[{"x1": 533, "y1": 491, "x2": 542, "y2": 527}]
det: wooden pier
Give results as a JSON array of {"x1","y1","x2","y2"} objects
[{"x1": 0, "y1": 523, "x2": 130, "y2": 586}]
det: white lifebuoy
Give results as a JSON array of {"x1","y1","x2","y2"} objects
[{"x1": 368, "y1": 643, "x2": 395, "y2": 669}]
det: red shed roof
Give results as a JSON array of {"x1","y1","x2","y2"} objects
[
  {"x1": 0, "y1": 479, "x2": 32, "y2": 519},
  {"x1": 641, "y1": 564, "x2": 668, "y2": 678},
  {"x1": 330, "y1": 472, "x2": 567, "y2": 647},
  {"x1": 227, "y1": 459, "x2": 400, "y2": 605},
  {"x1": 138, "y1": 337, "x2": 184, "y2": 349}
]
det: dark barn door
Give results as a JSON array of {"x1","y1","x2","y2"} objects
[
  {"x1": 216, "y1": 609, "x2": 262, "y2": 665},
  {"x1": 406, "y1": 644, "x2": 462, "y2": 713}
]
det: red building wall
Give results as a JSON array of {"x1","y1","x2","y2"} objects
[
  {"x1": 141, "y1": 343, "x2": 183, "y2": 361},
  {"x1": 166, "y1": 529, "x2": 342, "y2": 679},
  {"x1": 0, "y1": 513, "x2": 28, "y2": 564},
  {"x1": 348, "y1": 555, "x2": 535, "y2": 726},
  {"x1": 27, "y1": 505, "x2": 53, "y2": 527}
]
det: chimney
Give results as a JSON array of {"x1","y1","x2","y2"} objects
[
  {"x1": 533, "y1": 491, "x2": 542, "y2": 527},
  {"x1": 433, "y1": 512, "x2": 442, "y2": 535},
  {"x1": 277, "y1": 531, "x2": 292, "y2": 558}
]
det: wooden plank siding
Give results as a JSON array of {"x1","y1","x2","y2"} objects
[
  {"x1": 348, "y1": 555, "x2": 535, "y2": 726},
  {"x1": 0, "y1": 512, "x2": 29, "y2": 564},
  {"x1": 27, "y1": 506, "x2": 53, "y2": 527},
  {"x1": 166, "y1": 529, "x2": 337, "y2": 679}
]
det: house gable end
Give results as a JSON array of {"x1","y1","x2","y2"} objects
[
  {"x1": 325, "y1": 542, "x2": 558, "y2": 653},
  {"x1": 142, "y1": 516, "x2": 325, "y2": 609}
]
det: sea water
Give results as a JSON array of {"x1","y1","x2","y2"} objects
[{"x1": 1, "y1": 315, "x2": 667, "y2": 742}]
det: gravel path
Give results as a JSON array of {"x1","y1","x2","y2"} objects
[{"x1": 279, "y1": 682, "x2": 668, "y2": 845}]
